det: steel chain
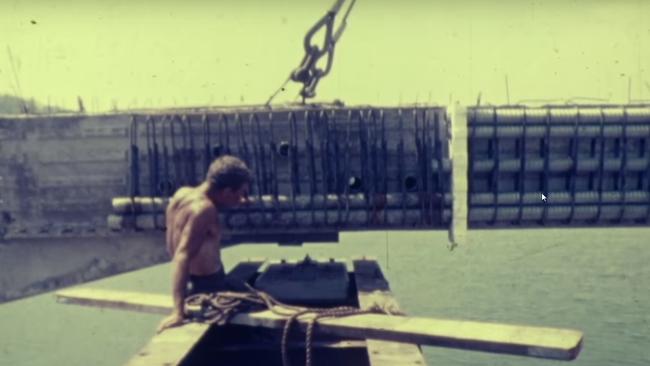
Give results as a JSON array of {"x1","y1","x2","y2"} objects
[{"x1": 266, "y1": 0, "x2": 356, "y2": 106}]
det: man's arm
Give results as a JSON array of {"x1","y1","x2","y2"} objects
[
  {"x1": 165, "y1": 187, "x2": 189, "y2": 256},
  {"x1": 165, "y1": 198, "x2": 175, "y2": 257},
  {"x1": 158, "y1": 203, "x2": 214, "y2": 332}
]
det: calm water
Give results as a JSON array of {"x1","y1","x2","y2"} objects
[{"x1": 1, "y1": 228, "x2": 649, "y2": 366}]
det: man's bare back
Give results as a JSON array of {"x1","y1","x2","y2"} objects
[
  {"x1": 157, "y1": 155, "x2": 251, "y2": 333},
  {"x1": 166, "y1": 186, "x2": 222, "y2": 276}
]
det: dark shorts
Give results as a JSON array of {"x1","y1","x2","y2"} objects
[{"x1": 188, "y1": 268, "x2": 228, "y2": 295}]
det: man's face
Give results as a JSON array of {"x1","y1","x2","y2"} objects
[{"x1": 224, "y1": 183, "x2": 249, "y2": 208}]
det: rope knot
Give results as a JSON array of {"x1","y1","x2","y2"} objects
[{"x1": 184, "y1": 286, "x2": 383, "y2": 366}]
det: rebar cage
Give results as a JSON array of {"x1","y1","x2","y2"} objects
[{"x1": 125, "y1": 107, "x2": 453, "y2": 235}]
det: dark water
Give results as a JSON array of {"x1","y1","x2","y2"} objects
[{"x1": 1, "y1": 228, "x2": 649, "y2": 366}]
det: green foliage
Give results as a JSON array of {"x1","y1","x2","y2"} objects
[{"x1": 0, "y1": 94, "x2": 70, "y2": 114}]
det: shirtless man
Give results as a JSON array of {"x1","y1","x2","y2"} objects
[{"x1": 157, "y1": 155, "x2": 251, "y2": 333}]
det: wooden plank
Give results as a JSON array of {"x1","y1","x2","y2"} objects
[
  {"x1": 61, "y1": 260, "x2": 265, "y2": 366},
  {"x1": 353, "y1": 258, "x2": 427, "y2": 366},
  {"x1": 216, "y1": 340, "x2": 367, "y2": 351},
  {"x1": 123, "y1": 323, "x2": 210, "y2": 366},
  {"x1": 56, "y1": 287, "x2": 172, "y2": 315},
  {"x1": 125, "y1": 259, "x2": 265, "y2": 366},
  {"x1": 233, "y1": 311, "x2": 582, "y2": 361},
  {"x1": 55, "y1": 288, "x2": 583, "y2": 361}
]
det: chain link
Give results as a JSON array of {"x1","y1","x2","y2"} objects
[{"x1": 266, "y1": 0, "x2": 356, "y2": 106}]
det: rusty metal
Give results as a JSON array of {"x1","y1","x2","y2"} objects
[
  {"x1": 201, "y1": 114, "x2": 211, "y2": 175},
  {"x1": 144, "y1": 116, "x2": 159, "y2": 198},
  {"x1": 128, "y1": 115, "x2": 140, "y2": 197}
]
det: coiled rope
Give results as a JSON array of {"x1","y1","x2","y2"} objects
[{"x1": 185, "y1": 284, "x2": 398, "y2": 366}]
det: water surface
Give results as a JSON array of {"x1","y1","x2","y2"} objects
[{"x1": 1, "y1": 228, "x2": 648, "y2": 366}]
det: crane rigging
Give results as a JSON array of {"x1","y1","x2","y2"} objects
[{"x1": 266, "y1": 0, "x2": 357, "y2": 106}]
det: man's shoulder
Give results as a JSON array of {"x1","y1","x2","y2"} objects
[
  {"x1": 171, "y1": 186, "x2": 193, "y2": 201},
  {"x1": 188, "y1": 197, "x2": 217, "y2": 218},
  {"x1": 169, "y1": 187, "x2": 215, "y2": 217}
]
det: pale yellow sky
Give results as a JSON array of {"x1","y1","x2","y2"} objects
[{"x1": 0, "y1": 0, "x2": 648, "y2": 111}]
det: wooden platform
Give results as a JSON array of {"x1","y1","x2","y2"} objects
[
  {"x1": 55, "y1": 258, "x2": 583, "y2": 365},
  {"x1": 128, "y1": 259, "x2": 264, "y2": 366},
  {"x1": 354, "y1": 259, "x2": 426, "y2": 366}
]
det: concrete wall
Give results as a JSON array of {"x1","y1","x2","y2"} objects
[
  {"x1": 0, "y1": 233, "x2": 167, "y2": 303},
  {"x1": 0, "y1": 106, "x2": 453, "y2": 239},
  {"x1": 0, "y1": 113, "x2": 131, "y2": 237}
]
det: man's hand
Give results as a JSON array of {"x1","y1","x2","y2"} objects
[{"x1": 156, "y1": 312, "x2": 186, "y2": 333}]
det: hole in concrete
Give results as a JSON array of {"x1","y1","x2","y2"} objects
[
  {"x1": 278, "y1": 141, "x2": 290, "y2": 157},
  {"x1": 158, "y1": 180, "x2": 175, "y2": 195},
  {"x1": 348, "y1": 176, "x2": 363, "y2": 191},
  {"x1": 404, "y1": 176, "x2": 418, "y2": 191},
  {"x1": 1, "y1": 211, "x2": 13, "y2": 224},
  {"x1": 212, "y1": 144, "x2": 223, "y2": 158}
]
